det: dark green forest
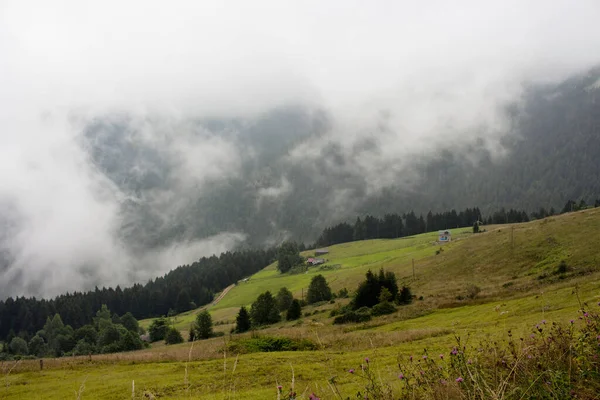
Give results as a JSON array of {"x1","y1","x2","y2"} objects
[{"x1": 2, "y1": 199, "x2": 597, "y2": 346}]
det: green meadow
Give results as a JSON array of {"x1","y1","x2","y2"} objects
[{"x1": 5, "y1": 208, "x2": 600, "y2": 399}]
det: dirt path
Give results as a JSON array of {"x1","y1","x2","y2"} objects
[{"x1": 211, "y1": 283, "x2": 235, "y2": 306}]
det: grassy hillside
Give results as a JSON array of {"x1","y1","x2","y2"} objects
[{"x1": 5, "y1": 208, "x2": 600, "y2": 399}]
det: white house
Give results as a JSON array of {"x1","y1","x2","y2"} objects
[{"x1": 438, "y1": 230, "x2": 451, "y2": 242}]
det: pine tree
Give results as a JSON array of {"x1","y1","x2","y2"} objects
[
  {"x1": 195, "y1": 310, "x2": 213, "y2": 339},
  {"x1": 306, "y1": 275, "x2": 332, "y2": 304},
  {"x1": 250, "y1": 292, "x2": 280, "y2": 326},
  {"x1": 286, "y1": 299, "x2": 302, "y2": 321},
  {"x1": 235, "y1": 306, "x2": 251, "y2": 333},
  {"x1": 276, "y1": 287, "x2": 294, "y2": 312}
]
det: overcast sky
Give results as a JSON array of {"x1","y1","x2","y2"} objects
[{"x1": 1, "y1": 0, "x2": 600, "y2": 297}]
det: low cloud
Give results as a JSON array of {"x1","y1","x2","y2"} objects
[{"x1": 1, "y1": 0, "x2": 600, "y2": 297}]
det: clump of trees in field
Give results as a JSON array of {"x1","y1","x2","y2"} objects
[
  {"x1": 330, "y1": 269, "x2": 413, "y2": 324},
  {"x1": 276, "y1": 241, "x2": 305, "y2": 273},
  {"x1": 0, "y1": 304, "x2": 144, "y2": 360}
]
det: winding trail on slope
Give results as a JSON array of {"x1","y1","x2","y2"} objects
[{"x1": 210, "y1": 283, "x2": 235, "y2": 307}]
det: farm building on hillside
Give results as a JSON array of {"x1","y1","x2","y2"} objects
[
  {"x1": 315, "y1": 248, "x2": 329, "y2": 256},
  {"x1": 306, "y1": 257, "x2": 326, "y2": 266},
  {"x1": 438, "y1": 230, "x2": 451, "y2": 242}
]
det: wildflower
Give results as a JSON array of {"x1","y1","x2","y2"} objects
[
  {"x1": 423, "y1": 355, "x2": 427, "y2": 360},
  {"x1": 309, "y1": 393, "x2": 320, "y2": 400},
  {"x1": 570, "y1": 319, "x2": 575, "y2": 324},
  {"x1": 542, "y1": 320, "x2": 546, "y2": 324},
  {"x1": 277, "y1": 385, "x2": 283, "y2": 391},
  {"x1": 450, "y1": 348, "x2": 458, "y2": 355},
  {"x1": 584, "y1": 312, "x2": 589, "y2": 317},
  {"x1": 467, "y1": 359, "x2": 473, "y2": 364},
  {"x1": 439, "y1": 354, "x2": 444, "y2": 359},
  {"x1": 365, "y1": 357, "x2": 370, "y2": 363},
  {"x1": 530, "y1": 334, "x2": 535, "y2": 338},
  {"x1": 440, "y1": 379, "x2": 447, "y2": 385},
  {"x1": 398, "y1": 373, "x2": 404, "y2": 380},
  {"x1": 348, "y1": 369, "x2": 355, "y2": 374},
  {"x1": 409, "y1": 356, "x2": 413, "y2": 362},
  {"x1": 456, "y1": 377, "x2": 464, "y2": 383}
]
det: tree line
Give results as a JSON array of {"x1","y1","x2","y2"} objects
[
  {"x1": 314, "y1": 199, "x2": 599, "y2": 247},
  {"x1": 2, "y1": 198, "x2": 597, "y2": 343},
  {"x1": 0, "y1": 248, "x2": 276, "y2": 342},
  {"x1": 1, "y1": 304, "x2": 144, "y2": 359}
]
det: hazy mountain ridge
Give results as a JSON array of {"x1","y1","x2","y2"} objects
[{"x1": 80, "y1": 69, "x2": 600, "y2": 249}]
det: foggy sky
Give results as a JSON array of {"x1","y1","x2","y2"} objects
[{"x1": 1, "y1": 0, "x2": 600, "y2": 298}]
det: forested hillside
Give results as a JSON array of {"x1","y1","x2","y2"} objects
[
  {"x1": 0, "y1": 249, "x2": 275, "y2": 342},
  {"x1": 81, "y1": 69, "x2": 600, "y2": 249}
]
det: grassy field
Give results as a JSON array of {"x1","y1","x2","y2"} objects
[{"x1": 5, "y1": 208, "x2": 600, "y2": 399}]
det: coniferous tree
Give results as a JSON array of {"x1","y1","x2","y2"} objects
[
  {"x1": 235, "y1": 306, "x2": 251, "y2": 333},
  {"x1": 195, "y1": 310, "x2": 213, "y2": 339},
  {"x1": 286, "y1": 299, "x2": 302, "y2": 321},
  {"x1": 276, "y1": 287, "x2": 294, "y2": 312},
  {"x1": 250, "y1": 291, "x2": 280, "y2": 326},
  {"x1": 165, "y1": 327, "x2": 184, "y2": 344},
  {"x1": 306, "y1": 275, "x2": 332, "y2": 304}
]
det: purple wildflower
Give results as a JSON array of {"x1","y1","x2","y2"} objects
[
  {"x1": 398, "y1": 373, "x2": 404, "y2": 380},
  {"x1": 570, "y1": 319, "x2": 575, "y2": 324},
  {"x1": 456, "y1": 377, "x2": 464, "y2": 383},
  {"x1": 349, "y1": 369, "x2": 355, "y2": 374},
  {"x1": 365, "y1": 357, "x2": 370, "y2": 363},
  {"x1": 423, "y1": 355, "x2": 427, "y2": 360},
  {"x1": 277, "y1": 385, "x2": 283, "y2": 390},
  {"x1": 439, "y1": 354, "x2": 444, "y2": 359}
]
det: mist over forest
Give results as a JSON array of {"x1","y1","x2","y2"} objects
[{"x1": 1, "y1": 1, "x2": 600, "y2": 298}]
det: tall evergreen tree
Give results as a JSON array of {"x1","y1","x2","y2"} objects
[{"x1": 235, "y1": 306, "x2": 251, "y2": 333}]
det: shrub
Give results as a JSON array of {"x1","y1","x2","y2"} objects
[
  {"x1": 226, "y1": 336, "x2": 317, "y2": 354},
  {"x1": 371, "y1": 301, "x2": 396, "y2": 316},
  {"x1": 164, "y1": 327, "x2": 184, "y2": 345},
  {"x1": 333, "y1": 310, "x2": 372, "y2": 325},
  {"x1": 466, "y1": 284, "x2": 481, "y2": 299},
  {"x1": 148, "y1": 317, "x2": 169, "y2": 342},
  {"x1": 9, "y1": 337, "x2": 28, "y2": 355},
  {"x1": 555, "y1": 260, "x2": 569, "y2": 274}
]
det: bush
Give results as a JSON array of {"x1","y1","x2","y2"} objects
[
  {"x1": 466, "y1": 284, "x2": 481, "y2": 299},
  {"x1": 164, "y1": 327, "x2": 184, "y2": 345},
  {"x1": 226, "y1": 336, "x2": 317, "y2": 354},
  {"x1": 333, "y1": 311, "x2": 372, "y2": 325},
  {"x1": 371, "y1": 301, "x2": 396, "y2": 316},
  {"x1": 148, "y1": 317, "x2": 169, "y2": 342},
  {"x1": 73, "y1": 339, "x2": 95, "y2": 356},
  {"x1": 9, "y1": 337, "x2": 28, "y2": 355},
  {"x1": 555, "y1": 260, "x2": 569, "y2": 274}
]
